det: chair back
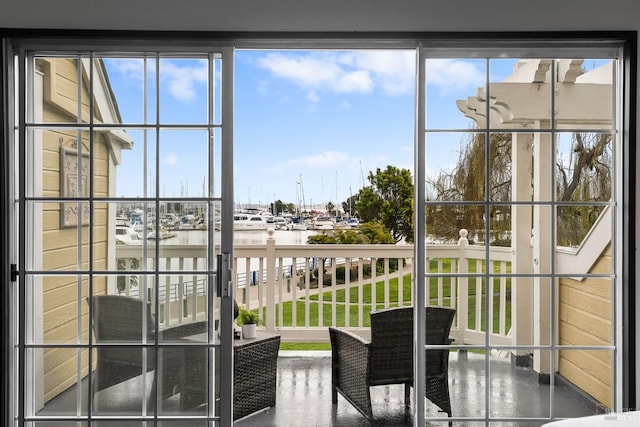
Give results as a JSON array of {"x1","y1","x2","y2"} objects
[
  {"x1": 424, "y1": 306, "x2": 456, "y2": 376},
  {"x1": 369, "y1": 306, "x2": 456, "y2": 381},
  {"x1": 89, "y1": 295, "x2": 155, "y2": 392},
  {"x1": 155, "y1": 321, "x2": 208, "y2": 401},
  {"x1": 369, "y1": 306, "x2": 414, "y2": 382}
]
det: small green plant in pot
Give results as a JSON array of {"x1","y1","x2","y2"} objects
[{"x1": 237, "y1": 305, "x2": 259, "y2": 339}]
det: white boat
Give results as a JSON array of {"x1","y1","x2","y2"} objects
[
  {"x1": 290, "y1": 221, "x2": 308, "y2": 231},
  {"x1": 115, "y1": 224, "x2": 141, "y2": 244},
  {"x1": 234, "y1": 214, "x2": 268, "y2": 231},
  {"x1": 273, "y1": 216, "x2": 289, "y2": 230},
  {"x1": 336, "y1": 218, "x2": 360, "y2": 229},
  {"x1": 146, "y1": 227, "x2": 177, "y2": 240},
  {"x1": 311, "y1": 216, "x2": 335, "y2": 230}
]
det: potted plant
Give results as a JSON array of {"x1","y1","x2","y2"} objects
[{"x1": 237, "y1": 305, "x2": 259, "y2": 339}]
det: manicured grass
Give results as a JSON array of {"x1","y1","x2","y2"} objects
[
  {"x1": 271, "y1": 258, "x2": 513, "y2": 346},
  {"x1": 280, "y1": 342, "x2": 332, "y2": 351}
]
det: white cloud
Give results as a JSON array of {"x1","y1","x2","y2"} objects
[
  {"x1": 160, "y1": 60, "x2": 208, "y2": 102},
  {"x1": 107, "y1": 58, "x2": 145, "y2": 77},
  {"x1": 105, "y1": 58, "x2": 207, "y2": 103},
  {"x1": 344, "y1": 51, "x2": 416, "y2": 95},
  {"x1": 257, "y1": 53, "x2": 374, "y2": 96},
  {"x1": 277, "y1": 151, "x2": 350, "y2": 170},
  {"x1": 426, "y1": 59, "x2": 486, "y2": 92},
  {"x1": 256, "y1": 53, "x2": 486, "y2": 99}
]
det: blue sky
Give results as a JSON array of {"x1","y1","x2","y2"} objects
[{"x1": 104, "y1": 52, "x2": 518, "y2": 209}]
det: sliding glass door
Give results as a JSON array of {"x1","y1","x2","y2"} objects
[
  {"x1": 3, "y1": 35, "x2": 632, "y2": 427},
  {"x1": 416, "y1": 44, "x2": 625, "y2": 424},
  {"x1": 13, "y1": 44, "x2": 236, "y2": 425}
]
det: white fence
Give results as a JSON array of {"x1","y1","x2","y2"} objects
[{"x1": 115, "y1": 230, "x2": 513, "y2": 345}]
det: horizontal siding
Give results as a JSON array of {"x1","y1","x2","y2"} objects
[
  {"x1": 558, "y1": 244, "x2": 612, "y2": 408},
  {"x1": 559, "y1": 322, "x2": 610, "y2": 348},
  {"x1": 39, "y1": 58, "x2": 113, "y2": 403},
  {"x1": 559, "y1": 351, "x2": 612, "y2": 407},
  {"x1": 43, "y1": 348, "x2": 90, "y2": 403},
  {"x1": 559, "y1": 282, "x2": 611, "y2": 320}
]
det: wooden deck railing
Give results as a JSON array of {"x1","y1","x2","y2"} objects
[{"x1": 114, "y1": 229, "x2": 513, "y2": 346}]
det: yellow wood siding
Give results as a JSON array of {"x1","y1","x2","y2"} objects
[
  {"x1": 558, "y1": 244, "x2": 612, "y2": 408},
  {"x1": 37, "y1": 58, "x2": 113, "y2": 403}
]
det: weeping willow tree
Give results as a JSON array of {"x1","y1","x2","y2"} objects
[
  {"x1": 426, "y1": 132, "x2": 512, "y2": 244},
  {"x1": 556, "y1": 132, "x2": 612, "y2": 247},
  {"x1": 426, "y1": 131, "x2": 612, "y2": 247}
]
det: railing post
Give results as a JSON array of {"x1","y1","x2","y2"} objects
[
  {"x1": 265, "y1": 227, "x2": 276, "y2": 332},
  {"x1": 457, "y1": 229, "x2": 469, "y2": 346}
]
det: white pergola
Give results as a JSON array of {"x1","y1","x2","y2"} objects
[{"x1": 457, "y1": 59, "x2": 613, "y2": 376}]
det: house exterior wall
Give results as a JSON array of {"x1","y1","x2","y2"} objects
[
  {"x1": 36, "y1": 58, "x2": 110, "y2": 402},
  {"x1": 559, "y1": 244, "x2": 613, "y2": 408}
]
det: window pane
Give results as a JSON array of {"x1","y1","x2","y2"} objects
[
  {"x1": 100, "y1": 57, "x2": 152, "y2": 125},
  {"x1": 558, "y1": 277, "x2": 613, "y2": 346},
  {"x1": 489, "y1": 349, "x2": 552, "y2": 419},
  {"x1": 426, "y1": 58, "x2": 486, "y2": 130},
  {"x1": 111, "y1": 129, "x2": 157, "y2": 198},
  {"x1": 32, "y1": 57, "x2": 85, "y2": 124},
  {"x1": 26, "y1": 275, "x2": 89, "y2": 345},
  {"x1": 158, "y1": 129, "x2": 208, "y2": 198},
  {"x1": 159, "y1": 57, "x2": 209, "y2": 124},
  {"x1": 555, "y1": 349, "x2": 614, "y2": 416},
  {"x1": 447, "y1": 351, "x2": 487, "y2": 420},
  {"x1": 426, "y1": 131, "x2": 486, "y2": 204},
  {"x1": 554, "y1": 59, "x2": 615, "y2": 131},
  {"x1": 25, "y1": 347, "x2": 88, "y2": 416},
  {"x1": 555, "y1": 132, "x2": 613, "y2": 205},
  {"x1": 489, "y1": 58, "x2": 552, "y2": 129},
  {"x1": 26, "y1": 201, "x2": 90, "y2": 272}
]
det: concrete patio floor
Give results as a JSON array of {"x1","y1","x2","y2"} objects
[
  {"x1": 38, "y1": 351, "x2": 598, "y2": 426},
  {"x1": 236, "y1": 351, "x2": 597, "y2": 427}
]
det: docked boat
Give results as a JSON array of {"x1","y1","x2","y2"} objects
[
  {"x1": 233, "y1": 213, "x2": 268, "y2": 231},
  {"x1": 115, "y1": 224, "x2": 141, "y2": 244},
  {"x1": 311, "y1": 216, "x2": 335, "y2": 230},
  {"x1": 336, "y1": 218, "x2": 360, "y2": 229},
  {"x1": 272, "y1": 216, "x2": 290, "y2": 230},
  {"x1": 290, "y1": 220, "x2": 308, "y2": 231},
  {"x1": 145, "y1": 227, "x2": 177, "y2": 240}
]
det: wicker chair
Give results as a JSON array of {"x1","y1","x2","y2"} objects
[
  {"x1": 151, "y1": 320, "x2": 209, "y2": 411},
  {"x1": 88, "y1": 295, "x2": 156, "y2": 403},
  {"x1": 329, "y1": 306, "x2": 456, "y2": 424}
]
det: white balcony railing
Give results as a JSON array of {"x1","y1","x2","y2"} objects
[{"x1": 115, "y1": 229, "x2": 513, "y2": 346}]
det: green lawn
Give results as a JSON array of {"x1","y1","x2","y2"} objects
[{"x1": 261, "y1": 258, "x2": 513, "y2": 349}]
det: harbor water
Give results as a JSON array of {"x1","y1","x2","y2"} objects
[{"x1": 158, "y1": 228, "x2": 319, "y2": 246}]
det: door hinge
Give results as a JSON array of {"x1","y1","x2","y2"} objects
[{"x1": 11, "y1": 264, "x2": 18, "y2": 282}]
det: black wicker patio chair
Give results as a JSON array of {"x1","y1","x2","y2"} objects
[
  {"x1": 151, "y1": 320, "x2": 209, "y2": 411},
  {"x1": 329, "y1": 305, "x2": 456, "y2": 424},
  {"x1": 88, "y1": 295, "x2": 156, "y2": 407}
]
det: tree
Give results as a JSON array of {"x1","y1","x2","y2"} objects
[
  {"x1": 426, "y1": 133, "x2": 512, "y2": 243},
  {"x1": 342, "y1": 194, "x2": 359, "y2": 217},
  {"x1": 556, "y1": 132, "x2": 612, "y2": 246},
  {"x1": 325, "y1": 201, "x2": 336, "y2": 217},
  {"x1": 357, "y1": 220, "x2": 396, "y2": 244},
  {"x1": 426, "y1": 131, "x2": 612, "y2": 246},
  {"x1": 306, "y1": 221, "x2": 394, "y2": 245},
  {"x1": 271, "y1": 199, "x2": 294, "y2": 216},
  {"x1": 355, "y1": 166, "x2": 414, "y2": 243},
  {"x1": 306, "y1": 223, "x2": 395, "y2": 287}
]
